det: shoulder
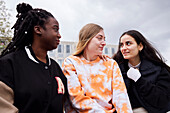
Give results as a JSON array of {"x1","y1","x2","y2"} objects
[
  {"x1": 0, "y1": 51, "x2": 20, "y2": 63},
  {"x1": 102, "y1": 57, "x2": 120, "y2": 69},
  {"x1": 0, "y1": 52, "x2": 14, "y2": 60},
  {"x1": 139, "y1": 59, "x2": 168, "y2": 78},
  {"x1": 50, "y1": 58, "x2": 61, "y2": 67},
  {"x1": 140, "y1": 59, "x2": 161, "y2": 71},
  {"x1": 64, "y1": 55, "x2": 82, "y2": 64},
  {"x1": 0, "y1": 49, "x2": 25, "y2": 61},
  {"x1": 65, "y1": 55, "x2": 80, "y2": 60},
  {"x1": 105, "y1": 57, "x2": 119, "y2": 64}
]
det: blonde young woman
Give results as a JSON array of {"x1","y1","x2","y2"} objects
[{"x1": 62, "y1": 23, "x2": 133, "y2": 113}]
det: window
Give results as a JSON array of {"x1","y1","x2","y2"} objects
[
  {"x1": 66, "y1": 45, "x2": 70, "y2": 53},
  {"x1": 105, "y1": 47, "x2": 108, "y2": 54},
  {"x1": 111, "y1": 48, "x2": 115, "y2": 54},
  {"x1": 58, "y1": 44, "x2": 63, "y2": 53}
]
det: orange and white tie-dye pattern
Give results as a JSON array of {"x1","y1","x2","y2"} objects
[{"x1": 62, "y1": 55, "x2": 132, "y2": 113}]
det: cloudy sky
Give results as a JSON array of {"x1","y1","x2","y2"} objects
[{"x1": 5, "y1": 0, "x2": 170, "y2": 65}]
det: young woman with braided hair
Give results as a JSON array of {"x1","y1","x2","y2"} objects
[{"x1": 0, "y1": 3, "x2": 68, "y2": 113}]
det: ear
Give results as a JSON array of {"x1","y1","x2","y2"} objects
[
  {"x1": 34, "y1": 25, "x2": 42, "y2": 36},
  {"x1": 138, "y1": 42, "x2": 143, "y2": 51}
]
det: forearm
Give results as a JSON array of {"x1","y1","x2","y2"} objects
[{"x1": 69, "y1": 91, "x2": 106, "y2": 112}]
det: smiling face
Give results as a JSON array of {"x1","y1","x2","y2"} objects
[
  {"x1": 120, "y1": 34, "x2": 143, "y2": 64},
  {"x1": 40, "y1": 17, "x2": 61, "y2": 51},
  {"x1": 84, "y1": 30, "x2": 106, "y2": 57}
]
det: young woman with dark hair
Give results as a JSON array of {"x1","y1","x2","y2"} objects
[
  {"x1": 113, "y1": 30, "x2": 170, "y2": 113},
  {"x1": 0, "y1": 3, "x2": 68, "y2": 113}
]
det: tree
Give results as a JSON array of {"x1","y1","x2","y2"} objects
[{"x1": 0, "y1": 0, "x2": 12, "y2": 50}]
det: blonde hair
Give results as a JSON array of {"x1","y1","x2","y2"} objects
[{"x1": 73, "y1": 23, "x2": 103, "y2": 56}]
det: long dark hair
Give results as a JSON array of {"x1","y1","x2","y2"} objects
[
  {"x1": 0, "y1": 3, "x2": 54, "y2": 57},
  {"x1": 113, "y1": 30, "x2": 170, "y2": 72}
]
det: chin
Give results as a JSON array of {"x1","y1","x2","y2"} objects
[
  {"x1": 49, "y1": 46, "x2": 57, "y2": 51},
  {"x1": 98, "y1": 53, "x2": 103, "y2": 55},
  {"x1": 99, "y1": 51, "x2": 103, "y2": 54},
  {"x1": 123, "y1": 56, "x2": 130, "y2": 60}
]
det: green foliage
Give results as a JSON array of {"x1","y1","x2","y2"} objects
[
  {"x1": 0, "y1": 0, "x2": 12, "y2": 38},
  {"x1": 0, "y1": 0, "x2": 12, "y2": 52}
]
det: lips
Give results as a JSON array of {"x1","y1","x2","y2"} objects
[
  {"x1": 56, "y1": 39, "x2": 60, "y2": 44},
  {"x1": 122, "y1": 51, "x2": 129, "y2": 56},
  {"x1": 99, "y1": 47, "x2": 103, "y2": 51}
]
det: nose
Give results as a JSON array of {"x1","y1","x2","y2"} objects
[
  {"x1": 101, "y1": 40, "x2": 106, "y2": 46},
  {"x1": 57, "y1": 32, "x2": 61, "y2": 39},
  {"x1": 120, "y1": 44, "x2": 128, "y2": 51}
]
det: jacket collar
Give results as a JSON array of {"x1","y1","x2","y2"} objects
[
  {"x1": 119, "y1": 59, "x2": 157, "y2": 72},
  {"x1": 25, "y1": 46, "x2": 51, "y2": 65},
  {"x1": 139, "y1": 59, "x2": 155, "y2": 71}
]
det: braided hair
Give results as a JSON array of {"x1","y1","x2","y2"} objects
[{"x1": 0, "y1": 3, "x2": 54, "y2": 57}]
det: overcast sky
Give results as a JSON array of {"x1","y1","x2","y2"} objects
[{"x1": 5, "y1": 0, "x2": 170, "y2": 65}]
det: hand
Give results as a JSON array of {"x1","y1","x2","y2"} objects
[
  {"x1": 98, "y1": 55, "x2": 110, "y2": 61},
  {"x1": 127, "y1": 67, "x2": 141, "y2": 82}
]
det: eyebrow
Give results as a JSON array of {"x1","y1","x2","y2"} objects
[
  {"x1": 97, "y1": 34, "x2": 106, "y2": 38},
  {"x1": 121, "y1": 40, "x2": 131, "y2": 43},
  {"x1": 53, "y1": 25, "x2": 59, "y2": 28},
  {"x1": 125, "y1": 40, "x2": 131, "y2": 43}
]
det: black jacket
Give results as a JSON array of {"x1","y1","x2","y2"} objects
[
  {"x1": 119, "y1": 59, "x2": 170, "y2": 113},
  {"x1": 0, "y1": 47, "x2": 68, "y2": 113}
]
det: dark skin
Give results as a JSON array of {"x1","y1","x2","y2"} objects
[{"x1": 31, "y1": 17, "x2": 61, "y2": 63}]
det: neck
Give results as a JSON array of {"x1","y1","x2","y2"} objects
[
  {"x1": 82, "y1": 51, "x2": 98, "y2": 61},
  {"x1": 31, "y1": 45, "x2": 47, "y2": 63},
  {"x1": 129, "y1": 57, "x2": 141, "y2": 66}
]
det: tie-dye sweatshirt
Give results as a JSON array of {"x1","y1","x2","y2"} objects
[{"x1": 62, "y1": 55, "x2": 132, "y2": 113}]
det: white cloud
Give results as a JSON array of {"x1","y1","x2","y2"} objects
[{"x1": 5, "y1": 0, "x2": 170, "y2": 65}]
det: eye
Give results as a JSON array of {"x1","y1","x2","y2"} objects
[
  {"x1": 120, "y1": 43, "x2": 123, "y2": 48},
  {"x1": 97, "y1": 37, "x2": 102, "y2": 40},
  {"x1": 126, "y1": 41, "x2": 131, "y2": 46},
  {"x1": 54, "y1": 28, "x2": 59, "y2": 32},
  {"x1": 53, "y1": 25, "x2": 59, "y2": 32}
]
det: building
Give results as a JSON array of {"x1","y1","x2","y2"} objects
[{"x1": 48, "y1": 41, "x2": 118, "y2": 67}]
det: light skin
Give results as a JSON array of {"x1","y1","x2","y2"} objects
[
  {"x1": 120, "y1": 34, "x2": 143, "y2": 66},
  {"x1": 83, "y1": 30, "x2": 106, "y2": 61},
  {"x1": 32, "y1": 17, "x2": 61, "y2": 63}
]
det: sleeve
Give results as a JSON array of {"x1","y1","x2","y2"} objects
[
  {"x1": 0, "y1": 81, "x2": 18, "y2": 113},
  {"x1": 0, "y1": 59, "x2": 18, "y2": 113},
  {"x1": 123, "y1": 76, "x2": 132, "y2": 91},
  {"x1": 135, "y1": 67, "x2": 170, "y2": 108},
  {"x1": 111, "y1": 61, "x2": 133, "y2": 113},
  {"x1": 118, "y1": 64, "x2": 132, "y2": 91},
  {"x1": 62, "y1": 57, "x2": 107, "y2": 113}
]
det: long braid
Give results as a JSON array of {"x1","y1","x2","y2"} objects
[{"x1": 0, "y1": 3, "x2": 54, "y2": 57}]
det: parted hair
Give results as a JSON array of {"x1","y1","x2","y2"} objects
[
  {"x1": 73, "y1": 23, "x2": 103, "y2": 56},
  {"x1": 0, "y1": 3, "x2": 54, "y2": 57}
]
